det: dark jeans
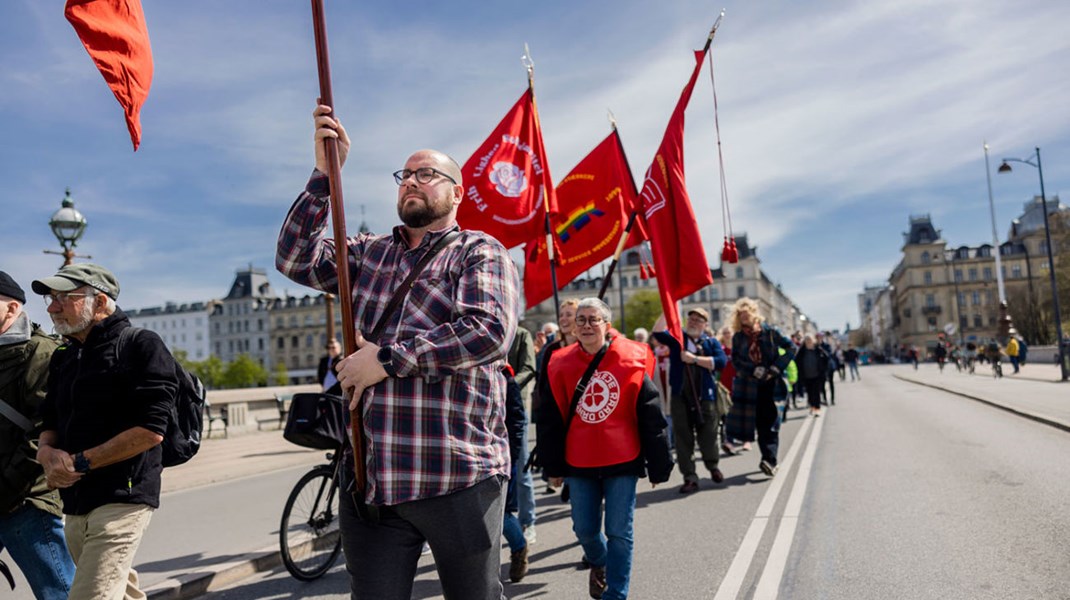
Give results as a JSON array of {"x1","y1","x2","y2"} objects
[
  {"x1": 822, "y1": 371, "x2": 836, "y2": 404},
  {"x1": 339, "y1": 476, "x2": 506, "y2": 600},
  {"x1": 756, "y1": 392, "x2": 781, "y2": 466},
  {"x1": 803, "y1": 377, "x2": 823, "y2": 409}
]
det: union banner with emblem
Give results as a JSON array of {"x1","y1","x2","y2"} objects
[
  {"x1": 458, "y1": 89, "x2": 557, "y2": 250},
  {"x1": 523, "y1": 130, "x2": 646, "y2": 308}
]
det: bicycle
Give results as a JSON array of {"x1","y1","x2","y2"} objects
[{"x1": 280, "y1": 448, "x2": 344, "y2": 581}]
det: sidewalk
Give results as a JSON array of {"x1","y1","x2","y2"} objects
[
  {"x1": 144, "y1": 427, "x2": 323, "y2": 599},
  {"x1": 893, "y1": 362, "x2": 1070, "y2": 433}
]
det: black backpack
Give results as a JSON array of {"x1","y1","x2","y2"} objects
[{"x1": 116, "y1": 327, "x2": 206, "y2": 467}]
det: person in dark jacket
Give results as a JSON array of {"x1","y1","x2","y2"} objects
[
  {"x1": 33, "y1": 264, "x2": 178, "y2": 600},
  {"x1": 794, "y1": 335, "x2": 830, "y2": 417},
  {"x1": 726, "y1": 298, "x2": 795, "y2": 477},
  {"x1": 500, "y1": 364, "x2": 530, "y2": 583},
  {"x1": 536, "y1": 298, "x2": 672, "y2": 600},
  {"x1": 0, "y1": 272, "x2": 75, "y2": 599},
  {"x1": 317, "y1": 338, "x2": 342, "y2": 393},
  {"x1": 652, "y1": 308, "x2": 728, "y2": 493}
]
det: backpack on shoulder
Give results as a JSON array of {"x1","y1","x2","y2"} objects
[{"x1": 116, "y1": 327, "x2": 206, "y2": 467}]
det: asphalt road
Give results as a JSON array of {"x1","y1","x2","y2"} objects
[{"x1": 7, "y1": 366, "x2": 1070, "y2": 599}]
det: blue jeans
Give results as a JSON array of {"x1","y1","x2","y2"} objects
[
  {"x1": 517, "y1": 425, "x2": 536, "y2": 528},
  {"x1": 567, "y1": 475, "x2": 637, "y2": 600},
  {"x1": 0, "y1": 503, "x2": 75, "y2": 600}
]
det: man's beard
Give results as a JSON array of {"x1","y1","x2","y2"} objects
[
  {"x1": 398, "y1": 193, "x2": 450, "y2": 229},
  {"x1": 52, "y1": 299, "x2": 95, "y2": 336}
]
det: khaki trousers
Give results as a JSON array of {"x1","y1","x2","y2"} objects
[{"x1": 65, "y1": 503, "x2": 154, "y2": 600}]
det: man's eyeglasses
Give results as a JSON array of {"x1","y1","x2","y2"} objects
[
  {"x1": 393, "y1": 167, "x2": 458, "y2": 186},
  {"x1": 42, "y1": 292, "x2": 92, "y2": 306},
  {"x1": 575, "y1": 316, "x2": 605, "y2": 327}
]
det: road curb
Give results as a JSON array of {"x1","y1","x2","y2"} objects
[
  {"x1": 144, "y1": 545, "x2": 281, "y2": 600},
  {"x1": 893, "y1": 373, "x2": 1070, "y2": 434}
]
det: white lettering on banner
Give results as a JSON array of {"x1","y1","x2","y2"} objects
[
  {"x1": 500, "y1": 134, "x2": 545, "y2": 176},
  {"x1": 490, "y1": 185, "x2": 543, "y2": 225},
  {"x1": 466, "y1": 186, "x2": 488, "y2": 212},
  {"x1": 641, "y1": 165, "x2": 667, "y2": 220},
  {"x1": 577, "y1": 371, "x2": 621, "y2": 424},
  {"x1": 471, "y1": 143, "x2": 501, "y2": 178}
]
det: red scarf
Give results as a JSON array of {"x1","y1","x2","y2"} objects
[{"x1": 745, "y1": 325, "x2": 763, "y2": 366}]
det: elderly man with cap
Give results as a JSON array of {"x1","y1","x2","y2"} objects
[
  {"x1": 0, "y1": 271, "x2": 75, "y2": 599},
  {"x1": 652, "y1": 307, "x2": 727, "y2": 493},
  {"x1": 32, "y1": 264, "x2": 178, "y2": 600}
]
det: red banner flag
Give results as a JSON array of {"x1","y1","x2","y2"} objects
[
  {"x1": 458, "y1": 89, "x2": 557, "y2": 249},
  {"x1": 65, "y1": 0, "x2": 154, "y2": 151},
  {"x1": 639, "y1": 50, "x2": 714, "y2": 343},
  {"x1": 523, "y1": 130, "x2": 644, "y2": 308}
]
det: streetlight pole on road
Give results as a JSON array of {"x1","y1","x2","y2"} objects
[
  {"x1": 998, "y1": 147, "x2": 1067, "y2": 381},
  {"x1": 43, "y1": 188, "x2": 90, "y2": 266}
]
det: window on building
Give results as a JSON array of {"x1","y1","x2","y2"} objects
[
  {"x1": 923, "y1": 271, "x2": 932, "y2": 285},
  {"x1": 735, "y1": 266, "x2": 744, "y2": 279},
  {"x1": 921, "y1": 251, "x2": 931, "y2": 264},
  {"x1": 320, "y1": 333, "x2": 327, "y2": 348},
  {"x1": 954, "y1": 269, "x2": 963, "y2": 282},
  {"x1": 710, "y1": 288, "x2": 719, "y2": 300},
  {"x1": 258, "y1": 339, "x2": 264, "y2": 351},
  {"x1": 710, "y1": 308, "x2": 721, "y2": 322},
  {"x1": 277, "y1": 337, "x2": 285, "y2": 349},
  {"x1": 227, "y1": 322, "x2": 234, "y2": 334},
  {"x1": 925, "y1": 294, "x2": 936, "y2": 307},
  {"x1": 258, "y1": 319, "x2": 264, "y2": 331},
  {"x1": 306, "y1": 354, "x2": 314, "y2": 366},
  {"x1": 244, "y1": 320, "x2": 250, "y2": 332},
  {"x1": 642, "y1": 278, "x2": 651, "y2": 287},
  {"x1": 983, "y1": 267, "x2": 992, "y2": 281},
  {"x1": 304, "y1": 315, "x2": 313, "y2": 326},
  {"x1": 289, "y1": 316, "x2": 298, "y2": 327},
  {"x1": 291, "y1": 335, "x2": 299, "y2": 348},
  {"x1": 927, "y1": 317, "x2": 937, "y2": 331},
  {"x1": 699, "y1": 290, "x2": 707, "y2": 302},
  {"x1": 971, "y1": 292, "x2": 980, "y2": 305},
  {"x1": 621, "y1": 277, "x2": 628, "y2": 288},
  {"x1": 957, "y1": 292, "x2": 965, "y2": 306},
  {"x1": 968, "y1": 268, "x2": 978, "y2": 281},
  {"x1": 215, "y1": 342, "x2": 221, "y2": 355},
  {"x1": 959, "y1": 315, "x2": 968, "y2": 330},
  {"x1": 1011, "y1": 265, "x2": 1022, "y2": 278},
  {"x1": 292, "y1": 356, "x2": 299, "y2": 369},
  {"x1": 973, "y1": 314, "x2": 982, "y2": 328},
  {"x1": 625, "y1": 252, "x2": 640, "y2": 266},
  {"x1": 737, "y1": 285, "x2": 745, "y2": 298},
  {"x1": 631, "y1": 276, "x2": 638, "y2": 288},
  {"x1": 214, "y1": 322, "x2": 220, "y2": 334},
  {"x1": 986, "y1": 290, "x2": 994, "y2": 304},
  {"x1": 978, "y1": 247, "x2": 991, "y2": 257},
  {"x1": 305, "y1": 334, "x2": 313, "y2": 348},
  {"x1": 228, "y1": 340, "x2": 234, "y2": 353}
]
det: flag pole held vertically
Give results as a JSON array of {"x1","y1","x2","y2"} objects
[
  {"x1": 597, "y1": 113, "x2": 642, "y2": 302},
  {"x1": 523, "y1": 45, "x2": 562, "y2": 326},
  {"x1": 310, "y1": 0, "x2": 365, "y2": 492}
]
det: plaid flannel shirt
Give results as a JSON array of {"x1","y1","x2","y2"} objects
[{"x1": 276, "y1": 172, "x2": 519, "y2": 506}]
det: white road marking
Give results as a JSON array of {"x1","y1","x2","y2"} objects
[
  {"x1": 753, "y1": 414, "x2": 825, "y2": 599},
  {"x1": 713, "y1": 415, "x2": 815, "y2": 600}
]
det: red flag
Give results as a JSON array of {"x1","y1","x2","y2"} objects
[
  {"x1": 522, "y1": 130, "x2": 644, "y2": 307},
  {"x1": 458, "y1": 89, "x2": 557, "y2": 249},
  {"x1": 65, "y1": 0, "x2": 153, "y2": 151},
  {"x1": 639, "y1": 50, "x2": 714, "y2": 343}
]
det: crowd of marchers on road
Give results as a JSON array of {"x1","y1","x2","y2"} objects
[{"x1": 1, "y1": 104, "x2": 863, "y2": 600}]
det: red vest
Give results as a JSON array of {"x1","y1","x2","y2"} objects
[{"x1": 547, "y1": 337, "x2": 655, "y2": 468}]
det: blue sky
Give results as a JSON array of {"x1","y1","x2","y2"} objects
[{"x1": 4, "y1": 0, "x2": 1069, "y2": 332}]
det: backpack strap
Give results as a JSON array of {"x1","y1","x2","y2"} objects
[
  {"x1": 563, "y1": 340, "x2": 610, "y2": 434},
  {"x1": 366, "y1": 230, "x2": 461, "y2": 344},
  {"x1": 0, "y1": 398, "x2": 32, "y2": 432}
]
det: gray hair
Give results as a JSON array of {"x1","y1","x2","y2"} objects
[
  {"x1": 576, "y1": 297, "x2": 612, "y2": 323},
  {"x1": 632, "y1": 327, "x2": 649, "y2": 342},
  {"x1": 83, "y1": 286, "x2": 116, "y2": 316},
  {"x1": 541, "y1": 322, "x2": 559, "y2": 334}
]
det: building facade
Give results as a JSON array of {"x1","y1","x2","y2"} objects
[
  {"x1": 524, "y1": 234, "x2": 817, "y2": 337},
  {"x1": 879, "y1": 196, "x2": 1066, "y2": 353},
  {"x1": 127, "y1": 301, "x2": 215, "y2": 361},
  {"x1": 268, "y1": 293, "x2": 341, "y2": 384},
  {"x1": 209, "y1": 266, "x2": 277, "y2": 366}
]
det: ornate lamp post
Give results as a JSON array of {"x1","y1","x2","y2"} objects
[
  {"x1": 998, "y1": 147, "x2": 1066, "y2": 381},
  {"x1": 44, "y1": 188, "x2": 90, "y2": 266}
]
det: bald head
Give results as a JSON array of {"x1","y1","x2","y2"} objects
[{"x1": 407, "y1": 149, "x2": 462, "y2": 187}]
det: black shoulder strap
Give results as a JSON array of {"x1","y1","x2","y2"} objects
[
  {"x1": 563, "y1": 340, "x2": 610, "y2": 434},
  {"x1": 115, "y1": 326, "x2": 141, "y2": 361},
  {"x1": 367, "y1": 230, "x2": 461, "y2": 344}
]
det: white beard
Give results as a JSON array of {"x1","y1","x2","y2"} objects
[{"x1": 52, "y1": 299, "x2": 95, "y2": 336}]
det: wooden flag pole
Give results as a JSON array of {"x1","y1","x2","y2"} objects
[
  {"x1": 524, "y1": 44, "x2": 562, "y2": 326},
  {"x1": 310, "y1": 0, "x2": 365, "y2": 492}
]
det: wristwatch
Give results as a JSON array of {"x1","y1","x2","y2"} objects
[
  {"x1": 377, "y1": 346, "x2": 397, "y2": 377},
  {"x1": 73, "y1": 452, "x2": 91, "y2": 473}
]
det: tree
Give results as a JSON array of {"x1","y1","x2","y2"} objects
[
  {"x1": 623, "y1": 290, "x2": 663, "y2": 334},
  {"x1": 272, "y1": 362, "x2": 290, "y2": 387},
  {"x1": 221, "y1": 354, "x2": 268, "y2": 389},
  {"x1": 190, "y1": 355, "x2": 226, "y2": 390}
]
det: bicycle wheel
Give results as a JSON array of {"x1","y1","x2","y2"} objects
[{"x1": 280, "y1": 465, "x2": 342, "y2": 581}]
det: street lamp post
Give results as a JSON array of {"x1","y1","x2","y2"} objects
[
  {"x1": 999, "y1": 147, "x2": 1066, "y2": 381},
  {"x1": 984, "y1": 143, "x2": 1013, "y2": 339},
  {"x1": 43, "y1": 188, "x2": 90, "y2": 266}
]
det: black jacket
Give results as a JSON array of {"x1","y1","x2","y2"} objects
[{"x1": 41, "y1": 310, "x2": 177, "y2": 515}]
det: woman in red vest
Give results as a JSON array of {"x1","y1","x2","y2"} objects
[{"x1": 535, "y1": 298, "x2": 672, "y2": 600}]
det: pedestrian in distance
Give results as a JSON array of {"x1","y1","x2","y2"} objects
[
  {"x1": 726, "y1": 298, "x2": 795, "y2": 477},
  {"x1": 817, "y1": 332, "x2": 836, "y2": 405},
  {"x1": 844, "y1": 343, "x2": 861, "y2": 381},
  {"x1": 276, "y1": 106, "x2": 520, "y2": 600},
  {"x1": 33, "y1": 264, "x2": 178, "y2": 600},
  {"x1": 536, "y1": 298, "x2": 672, "y2": 600},
  {"x1": 794, "y1": 335, "x2": 829, "y2": 417},
  {"x1": 0, "y1": 271, "x2": 75, "y2": 600},
  {"x1": 652, "y1": 308, "x2": 728, "y2": 493},
  {"x1": 1006, "y1": 333, "x2": 1020, "y2": 374},
  {"x1": 318, "y1": 338, "x2": 342, "y2": 394},
  {"x1": 506, "y1": 326, "x2": 539, "y2": 549}
]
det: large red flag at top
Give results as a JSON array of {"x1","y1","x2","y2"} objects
[
  {"x1": 65, "y1": 0, "x2": 154, "y2": 151},
  {"x1": 458, "y1": 89, "x2": 557, "y2": 249},
  {"x1": 523, "y1": 130, "x2": 646, "y2": 308},
  {"x1": 639, "y1": 49, "x2": 715, "y2": 343}
]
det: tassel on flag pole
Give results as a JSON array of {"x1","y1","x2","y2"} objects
[{"x1": 706, "y1": 10, "x2": 739, "y2": 264}]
